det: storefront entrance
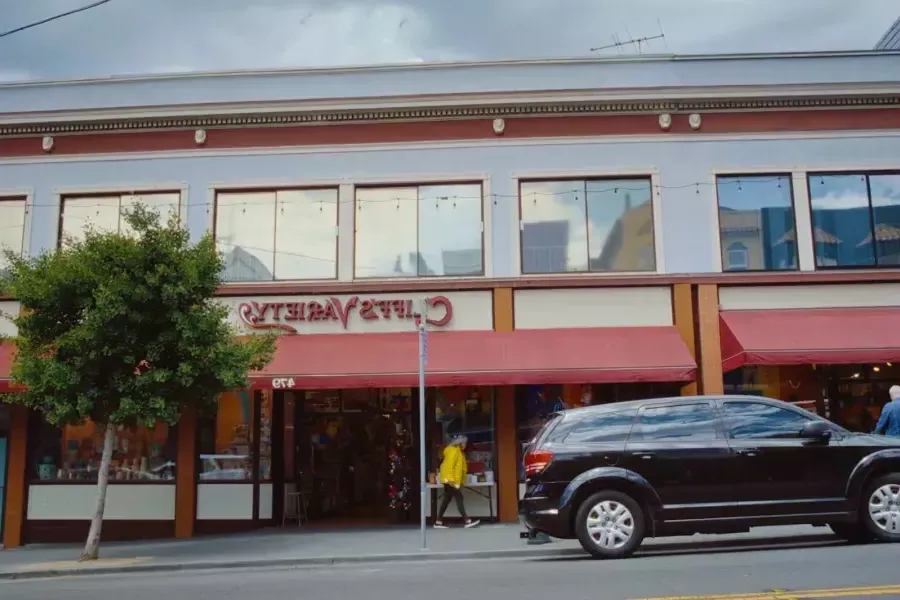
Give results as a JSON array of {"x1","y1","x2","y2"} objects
[{"x1": 0, "y1": 404, "x2": 10, "y2": 541}]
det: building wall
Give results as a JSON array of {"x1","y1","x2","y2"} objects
[{"x1": 2, "y1": 131, "x2": 899, "y2": 278}]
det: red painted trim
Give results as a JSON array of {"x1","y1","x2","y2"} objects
[{"x1": 2, "y1": 109, "x2": 900, "y2": 158}]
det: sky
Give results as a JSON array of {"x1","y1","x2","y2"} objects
[{"x1": 0, "y1": 0, "x2": 898, "y2": 82}]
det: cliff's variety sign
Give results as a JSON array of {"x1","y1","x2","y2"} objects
[{"x1": 237, "y1": 295, "x2": 452, "y2": 333}]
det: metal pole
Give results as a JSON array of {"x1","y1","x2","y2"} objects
[{"x1": 418, "y1": 299, "x2": 429, "y2": 550}]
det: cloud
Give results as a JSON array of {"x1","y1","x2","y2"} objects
[{"x1": 0, "y1": 0, "x2": 896, "y2": 81}]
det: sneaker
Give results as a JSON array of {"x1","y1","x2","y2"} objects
[
  {"x1": 434, "y1": 522, "x2": 448, "y2": 529},
  {"x1": 464, "y1": 519, "x2": 481, "y2": 528}
]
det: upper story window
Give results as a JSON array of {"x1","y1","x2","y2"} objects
[
  {"x1": 0, "y1": 197, "x2": 27, "y2": 276},
  {"x1": 519, "y1": 178, "x2": 655, "y2": 275},
  {"x1": 215, "y1": 189, "x2": 338, "y2": 282},
  {"x1": 716, "y1": 175, "x2": 797, "y2": 272},
  {"x1": 60, "y1": 193, "x2": 180, "y2": 247},
  {"x1": 354, "y1": 183, "x2": 484, "y2": 278},
  {"x1": 809, "y1": 173, "x2": 900, "y2": 268}
]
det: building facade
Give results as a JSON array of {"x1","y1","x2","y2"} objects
[{"x1": 2, "y1": 49, "x2": 900, "y2": 546}]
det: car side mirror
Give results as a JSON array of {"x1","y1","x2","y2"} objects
[{"x1": 800, "y1": 420, "x2": 831, "y2": 440}]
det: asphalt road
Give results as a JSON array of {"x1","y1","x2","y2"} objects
[{"x1": 3, "y1": 538, "x2": 899, "y2": 600}]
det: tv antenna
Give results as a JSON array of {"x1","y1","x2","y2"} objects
[{"x1": 591, "y1": 20, "x2": 667, "y2": 55}]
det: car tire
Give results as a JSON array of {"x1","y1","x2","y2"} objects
[
  {"x1": 862, "y1": 473, "x2": 900, "y2": 543},
  {"x1": 574, "y1": 490, "x2": 645, "y2": 559},
  {"x1": 828, "y1": 522, "x2": 872, "y2": 544}
]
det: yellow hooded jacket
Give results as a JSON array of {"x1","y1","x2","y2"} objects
[{"x1": 439, "y1": 444, "x2": 467, "y2": 487}]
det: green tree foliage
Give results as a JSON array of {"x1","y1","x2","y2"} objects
[{"x1": 1, "y1": 205, "x2": 275, "y2": 559}]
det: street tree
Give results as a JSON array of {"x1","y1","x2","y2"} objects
[{"x1": 1, "y1": 205, "x2": 276, "y2": 561}]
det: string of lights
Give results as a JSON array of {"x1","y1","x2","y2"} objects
[{"x1": 0, "y1": 175, "x2": 814, "y2": 213}]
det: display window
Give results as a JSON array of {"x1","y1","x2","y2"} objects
[
  {"x1": 27, "y1": 416, "x2": 175, "y2": 482},
  {"x1": 430, "y1": 386, "x2": 495, "y2": 484},
  {"x1": 198, "y1": 390, "x2": 255, "y2": 481}
]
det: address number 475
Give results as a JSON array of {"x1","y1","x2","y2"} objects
[{"x1": 271, "y1": 378, "x2": 296, "y2": 389}]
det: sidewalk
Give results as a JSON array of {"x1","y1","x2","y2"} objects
[{"x1": 0, "y1": 524, "x2": 838, "y2": 580}]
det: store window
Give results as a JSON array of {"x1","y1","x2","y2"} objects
[
  {"x1": 519, "y1": 178, "x2": 655, "y2": 274},
  {"x1": 59, "y1": 193, "x2": 180, "y2": 247},
  {"x1": 716, "y1": 175, "x2": 797, "y2": 272},
  {"x1": 0, "y1": 197, "x2": 26, "y2": 277},
  {"x1": 431, "y1": 387, "x2": 495, "y2": 484},
  {"x1": 198, "y1": 390, "x2": 255, "y2": 481},
  {"x1": 354, "y1": 184, "x2": 484, "y2": 278},
  {"x1": 808, "y1": 172, "x2": 900, "y2": 268},
  {"x1": 215, "y1": 189, "x2": 338, "y2": 282},
  {"x1": 27, "y1": 417, "x2": 175, "y2": 482}
]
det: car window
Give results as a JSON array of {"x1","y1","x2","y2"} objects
[
  {"x1": 632, "y1": 403, "x2": 718, "y2": 441},
  {"x1": 564, "y1": 411, "x2": 636, "y2": 444},
  {"x1": 722, "y1": 402, "x2": 811, "y2": 439}
]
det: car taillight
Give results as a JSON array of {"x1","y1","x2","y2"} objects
[{"x1": 524, "y1": 449, "x2": 554, "y2": 477}]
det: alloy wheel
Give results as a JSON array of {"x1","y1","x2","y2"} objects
[
  {"x1": 868, "y1": 483, "x2": 900, "y2": 534},
  {"x1": 585, "y1": 500, "x2": 635, "y2": 550}
]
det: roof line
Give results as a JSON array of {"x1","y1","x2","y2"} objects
[{"x1": 2, "y1": 49, "x2": 899, "y2": 89}]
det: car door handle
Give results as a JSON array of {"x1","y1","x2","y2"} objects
[
  {"x1": 735, "y1": 448, "x2": 760, "y2": 457},
  {"x1": 633, "y1": 452, "x2": 656, "y2": 460}
]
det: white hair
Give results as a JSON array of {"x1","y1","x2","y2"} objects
[
  {"x1": 891, "y1": 385, "x2": 900, "y2": 401},
  {"x1": 450, "y1": 435, "x2": 468, "y2": 447}
]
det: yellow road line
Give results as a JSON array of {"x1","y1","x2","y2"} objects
[{"x1": 630, "y1": 584, "x2": 900, "y2": 600}]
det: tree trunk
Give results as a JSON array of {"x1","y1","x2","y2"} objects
[{"x1": 80, "y1": 422, "x2": 116, "y2": 561}]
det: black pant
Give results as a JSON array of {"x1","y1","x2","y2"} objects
[{"x1": 437, "y1": 484, "x2": 467, "y2": 520}]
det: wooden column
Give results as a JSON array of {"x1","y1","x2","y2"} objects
[
  {"x1": 492, "y1": 288, "x2": 518, "y2": 523},
  {"x1": 696, "y1": 284, "x2": 724, "y2": 395},
  {"x1": 174, "y1": 407, "x2": 197, "y2": 539},
  {"x1": 2, "y1": 405, "x2": 28, "y2": 548},
  {"x1": 672, "y1": 283, "x2": 699, "y2": 396}
]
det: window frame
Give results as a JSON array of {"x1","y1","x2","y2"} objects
[
  {"x1": 0, "y1": 193, "x2": 30, "y2": 264},
  {"x1": 352, "y1": 180, "x2": 486, "y2": 279},
  {"x1": 713, "y1": 172, "x2": 799, "y2": 274},
  {"x1": 631, "y1": 400, "x2": 724, "y2": 442},
  {"x1": 57, "y1": 189, "x2": 184, "y2": 249},
  {"x1": 516, "y1": 174, "x2": 659, "y2": 276},
  {"x1": 212, "y1": 186, "x2": 340, "y2": 282},
  {"x1": 806, "y1": 170, "x2": 900, "y2": 271}
]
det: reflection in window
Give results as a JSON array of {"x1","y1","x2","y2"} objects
[
  {"x1": 717, "y1": 175, "x2": 796, "y2": 272},
  {"x1": 0, "y1": 198, "x2": 26, "y2": 277},
  {"x1": 565, "y1": 411, "x2": 637, "y2": 444},
  {"x1": 60, "y1": 193, "x2": 180, "y2": 247},
  {"x1": 354, "y1": 184, "x2": 484, "y2": 278},
  {"x1": 28, "y1": 418, "x2": 175, "y2": 482},
  {"x1": 215, "y1": 189, "x2": 338, "y2": 281},
  {"x1": 634, "y1": 403, "x2": 718, "y2": 441},
  {"x1": 520, "y1": 178, "x2": 655, "y2": 274},
  {"x1": 809, "y1": 173, "x2": 900, "y2": 268},
  {"x1": 198, "y1": 390, "x2": 255, "y2": 481},
  {"x1": 722, "y1": 402, "x2": 810, "y2": 439}
]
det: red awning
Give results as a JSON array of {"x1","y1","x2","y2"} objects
[
  {"x1": 251, "y1": 327, "x2": 696, "y2": 390},
  {"x1": 720, "y1": 308, "x2": 900, "y2": 372}
]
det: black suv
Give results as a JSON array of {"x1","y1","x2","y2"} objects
[{"x1": 520, "y1": 395, "x2": 900, "y2": 559}]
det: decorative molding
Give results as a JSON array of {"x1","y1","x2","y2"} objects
[{"x1": 1, "y1": 94, "x2": 898, "y2": 136}]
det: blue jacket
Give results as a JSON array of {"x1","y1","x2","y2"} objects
[{"x1": 874, "y1": 400, "x2": 900, "y2": 436}]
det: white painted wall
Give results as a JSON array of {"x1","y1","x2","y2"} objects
[
  {"x1": 196, "y1": 483, "x2": 254, "y2": 520},
  {"x1": 27, "y1": 484, "x2": 175, "y2": 520},
  {"x1": 221, "y1": 290, "x2": 492, "y2": 334},
  {"x1": 514, "y1": 287, "x2": 673, "y2": 329},
  {"x1": 719, "y1": 284, "x2": 900, "y2": 311}
]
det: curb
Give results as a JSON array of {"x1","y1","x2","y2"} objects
[{"x1": 0, "y1": 546, "x2": 582, "y2": 581}]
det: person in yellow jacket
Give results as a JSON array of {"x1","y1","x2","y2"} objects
[{"x1": 434, "y1": 435, "x2": 480, "y2": 529}]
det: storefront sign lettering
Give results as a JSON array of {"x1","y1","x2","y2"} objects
[{"x1": 237, "y1": 295, "x2": 453, "y2": 333}]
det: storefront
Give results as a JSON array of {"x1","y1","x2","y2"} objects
[{"x1": 719, "y1": 283, "x2": 900, "y2": 431}]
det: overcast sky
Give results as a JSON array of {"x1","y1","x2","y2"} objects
[{"x1": 0, "y1": 0, "x2": 897, "y2": 82}]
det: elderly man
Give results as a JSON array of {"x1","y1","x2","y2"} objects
[{"x1": 873, "y1": 385, "x2": 900, "y2": 436}]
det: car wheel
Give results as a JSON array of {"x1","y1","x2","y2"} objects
[
  {"x1": 828, "y1": 522, "x2": 872, "y2": 544},
  {"x1": 574, "y1": 490, "x2": 645, "y2": 559},
  {"x1": 862, "y1": 474, "x2": 900, "y2": 542}
]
